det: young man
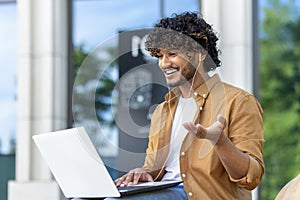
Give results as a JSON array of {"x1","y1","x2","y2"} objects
[{"x1": 115, "y1": 12, "x2": 264, "y2": 199}]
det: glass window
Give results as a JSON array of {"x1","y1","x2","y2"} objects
[
  {"x1": 0, "y1": 3, "x2": 17, "y2": 155},
  {"x1": 72, "y1": 0, "x2": 199, "y2": 177},
  {"x1": 73, "y1": 0, "x2": 199, "y2": 51},
  {"x1": 0, "y1": 2, "x2": 17, "y2": 200}
]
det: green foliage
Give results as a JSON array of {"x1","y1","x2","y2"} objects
[
  {"x1": 260, "y1": 0, "x2": 300, "y2": 199},
  {"x1": 73, "y1": 44, "x2": 117, "y2": 127}
]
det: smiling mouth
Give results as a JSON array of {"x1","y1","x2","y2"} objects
[{"x1": 164, "y1": 67, "x2": 178, "y2": 76}]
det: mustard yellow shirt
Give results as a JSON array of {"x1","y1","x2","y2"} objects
[{"x1": 143, "y1": 74, "x2": 264, "y2": 200}]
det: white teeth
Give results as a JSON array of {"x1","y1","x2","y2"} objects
[{"x1": 165, "y1": 69, "x2": 177, "y2": 75}]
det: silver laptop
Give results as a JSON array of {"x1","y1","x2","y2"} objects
[{"x1": 33, "y1": 127, "x2": 182, "y2": 198}]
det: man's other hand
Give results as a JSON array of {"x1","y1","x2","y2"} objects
[
  {"x1": 114, "y1": 168, "x2": 154, "y2": 187},
  {"x1": 183, "y1": 114, "x2": 226, "y2": 140}
]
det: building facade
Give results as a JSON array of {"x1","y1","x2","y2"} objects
[{"x1": 1, "y1": 0, "x2": 258, "y2": 199}]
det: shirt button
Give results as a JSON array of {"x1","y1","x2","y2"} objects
[
  {"x1": 202, "y1": 94, "x2": 207, "y2": 98},
  {"x1": 182, "y1": 173, "x2": 186, "y2": 178},
  {"x1": 193, "y1": 92, "x2": 198, "y2": 96},
  {"x1": 188, "y1": 192, "x2": 193, "y2": 197},
  {"x1": 199, "y1": 106, "x2": 203, "y2": 110},
  {"x1": 181, "y1": 152, "x2": 185, "y2": 156}
]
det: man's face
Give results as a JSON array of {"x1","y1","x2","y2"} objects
[{"x1": 157, "y1": 49, "x2": 196, "y2": 87}]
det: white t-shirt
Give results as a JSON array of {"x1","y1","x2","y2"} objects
[{"x1": 162, "y1": 96, "x2": 197, "y2": 181}]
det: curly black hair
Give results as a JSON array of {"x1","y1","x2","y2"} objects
[{"x1": 145, "y1": 12, "x2": 221, "y2": 72}]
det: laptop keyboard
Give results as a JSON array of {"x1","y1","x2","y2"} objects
[{"x1": 118, "y1": 185, "x2": 149, "y2": 191}]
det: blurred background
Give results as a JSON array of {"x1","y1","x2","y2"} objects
[{"x1": 0, "y1": 0, "x2": 299, "y2": 199}]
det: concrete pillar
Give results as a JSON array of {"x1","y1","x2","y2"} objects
[
  {"x1": 202, "y1": 0, "x2": 254, "y2": 92},
  {"x1": 8, "y1": 0, "x2": 69, "y2": 199},
  {"x1": 202, "y1": 1, "x2": 259, "y2": 199}
]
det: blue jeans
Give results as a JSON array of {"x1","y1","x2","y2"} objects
[{"x1": 72, "y1": 185, "x2": 187, "y2": 200}]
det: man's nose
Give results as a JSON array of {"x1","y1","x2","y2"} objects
[{"x1": 160, "y1": 56, "x2": 172, "y2": 67}]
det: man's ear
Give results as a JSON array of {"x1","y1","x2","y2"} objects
[{"x1": 199, "y1": 50, "x2": 207, "y2": 62}]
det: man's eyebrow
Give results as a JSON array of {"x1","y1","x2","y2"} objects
[{"x1": 164, "y1": 49, "x2": 180, "y2": 54}]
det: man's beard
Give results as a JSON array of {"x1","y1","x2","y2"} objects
[{"x1": 166, "y1": 63, "x2": 196, "y2": 87}]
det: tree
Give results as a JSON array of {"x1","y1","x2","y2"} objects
[
  {"x1": 260, "y1": 0, "x2": 300, "y2": 199},
  {"x1": 73, "y1": 44, "x2": 118, "y2": 153},
  {"x1": 73, "y1": 44, "x2": 117, "y2": 125}
]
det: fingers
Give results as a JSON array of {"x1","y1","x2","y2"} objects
[
  {"x1": 142, "y1": 173, "x2": 154, "y2": 182},
  {"x1": 133, "y1": 171, "x2": 154, "y2": 184},
  {"x1": 114, "y1": 168, "x2": 153, "y2": 187},
  {"x1": 132, "y1": 172, "x2": 142, "y2": 185},
  {"x1": 183, "y1": 122, "x2": 197, "y2": 134},
  {"x1": 114, "y1": 174, "x2": 128, "y2": 187},
  {"x1": 217, "y1": 114, "x2": 227, "y2": 128},
  {"x1": 183, "y1": 122, "x2": 207, "y2": 138},
  {"x1": 114, "y1": 172, "x2": 134, "y2": 187},
  {"x1": 124, "y1": 171, "x2": 135, "y2": 185},
  {"x1": 183, "y1": 115, "x2": 227, "y2": 139},
  {"x1": 196, "y1": 124, "x2": 208, "y2": 135}
]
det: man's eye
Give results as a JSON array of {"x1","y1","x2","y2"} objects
[
  {"x1": 169, "y1": 52, "x2": 177, "y2": 56},
  {"x1": 156, "y1": 54, "x2": 163, "y2": 58}
]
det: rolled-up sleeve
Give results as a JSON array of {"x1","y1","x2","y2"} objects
[
  {"x1": 229, "y1": 156, "x2": 264, "y2": 189},
  {"x1": 227, "y1": 93, "x2": 265, "y2": 189}
]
